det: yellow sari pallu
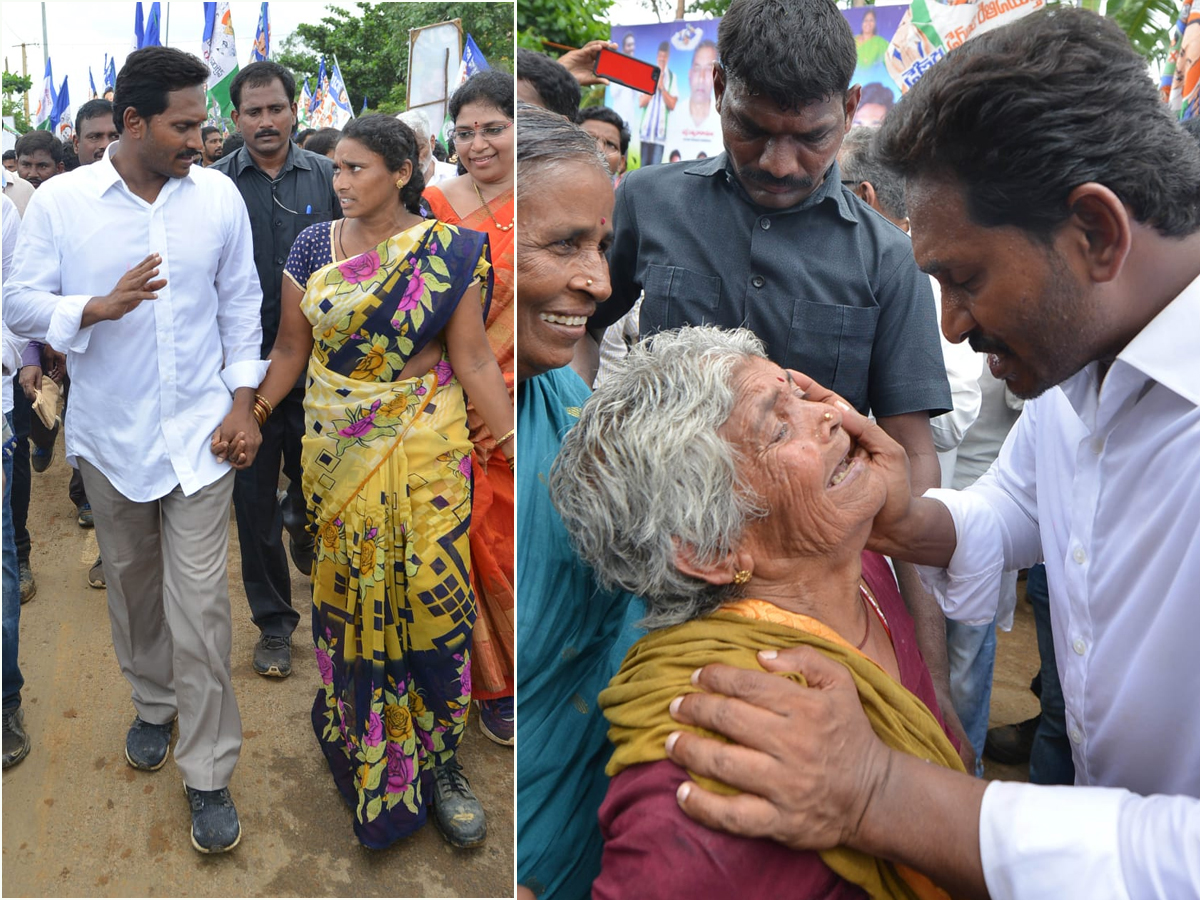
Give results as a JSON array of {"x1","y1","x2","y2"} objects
[{"x1": 285, "y1": 218, "x2": 492, "y2": 848}]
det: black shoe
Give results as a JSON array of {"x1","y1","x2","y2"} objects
[
  {"x1": 88, "y1": 556, "x2": 106, "y2": 589},
  {"x1": 253, "y1": 634, "x2": 292, "y2": 678},
  {"x1": 984, "y1": 715, "x2": 1040, "y2": 765},
  {"x1": 77, "y1": 502, "x2": 94, "y2": 528},
  {"x1": 125, "y1": 715, "x2": 174, "y2": 771},
  {"x1": 185, "y1": 785, "x2": 241, "y2": 853},
  {"x1": 2, "y1": 708, "x2": 31, "y2": 769},
  {"x1": 18, "y1": 560, "x2": 35, "y2": 604},
  {"x1": 288, "y1": 533, "x2": 314, "y2": 577},
  {"x1": 431, "y1": 758, "x2": 487, "y2": 848},
  {"x1": 30, "y1": 445, "x2": 52, "y2": 473}
]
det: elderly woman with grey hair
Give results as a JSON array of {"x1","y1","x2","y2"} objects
[
  {"x1": 551, "y1": 325, "x2": 966, "y2": 900},
  {"x1": 514, "y1": 103, "x2": 643, "y2": 900}
]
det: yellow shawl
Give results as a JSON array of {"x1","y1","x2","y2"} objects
[{"x1": 599, "y1": 600, "x2": 964, "y2": 900}]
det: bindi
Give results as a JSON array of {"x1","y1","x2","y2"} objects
[{"x1": 600, "y1": 217, "x2": 606, "y2": 225}]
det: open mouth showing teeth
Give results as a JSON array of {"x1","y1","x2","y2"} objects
[
  {"x1": 541, "y1": 314, "x2": 587, "y2": 326},
  {"x1": 828, "y1": 443, "x2": 859, "y2": 488}
]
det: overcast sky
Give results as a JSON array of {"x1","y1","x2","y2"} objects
[{"x1": 3, "y1": 2, "x2": 337, "y2": 123}]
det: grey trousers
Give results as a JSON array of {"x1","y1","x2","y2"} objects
[{"x1": 78, "y1": 459, "x2": 242, "y2": 791}]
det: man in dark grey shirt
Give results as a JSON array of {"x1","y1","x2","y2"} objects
[
  {"x1": 211, "y1": 61, "x2": 339, "y2": 679},
  {"x1": 596, "y1": 0, "x2": 970, "y2": 763}
]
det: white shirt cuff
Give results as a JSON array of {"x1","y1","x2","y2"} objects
[
  {"x1": 46, "y1": 295, "x2": 98, "y2": 353},
  {"x1": 916, "y1": 488, "x2": 1005, "y2": 626},
  {"x1": 220, "y1": 358, "x2": 270, "y2": 394},
  {"x1": 980, "y1": 781, "x2": 1129, "y2": 900}
]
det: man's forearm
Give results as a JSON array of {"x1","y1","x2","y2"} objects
[{"x1": 854, "y1": 750, "x2": 988, "y2": 900}]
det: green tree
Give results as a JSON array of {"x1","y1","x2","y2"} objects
[
  {"x1": 517, "y1": 0, "x2": 615, "y2": 52},
  {"x1": 3, "y1": 71, "x2": 33, "y2": 134},
  {"x1": 276, "y1": 2, "x2": 514, "y2": 116}
]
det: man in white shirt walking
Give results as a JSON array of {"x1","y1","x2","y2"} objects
[
  {"x1": 662, "y1": 8, "x2": 1200, "y2": 899},
  {"x1": 6, "y1": 46, "x2": 267, "y2": 855}
]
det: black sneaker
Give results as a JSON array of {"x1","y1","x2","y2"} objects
[
  {"x1": 2, "y1": 708, "x2": 31, "y2": 769},
  {"x1": 125, "y1": 715, "x2": 174, "y2": 770},
  {"x1": 30, "y1": 445, "x2": 52, "y2": 473},
  {"x1": 185, "y1": 785, "x2": 241, "y2": 853},
  {"x1": 18, "y1": 560, "x2": 35, "y2": 604},
  {"x1": 431, "y1": 758, "x2": 487, "y2": 848},
  {"x1": 253, "y1": 634, "x2": 292, "y2": 678}
]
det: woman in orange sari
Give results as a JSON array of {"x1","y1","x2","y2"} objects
[{"x1": 424, "y1": 71, "x2": 515, "y2": 743}]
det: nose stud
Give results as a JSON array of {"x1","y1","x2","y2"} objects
[
  {"x1": 823, "y1": 412, "x2": 833, "y2": 421},
  {"x1": 586, "y1": 279, "x2": 594, "y2": 286}
]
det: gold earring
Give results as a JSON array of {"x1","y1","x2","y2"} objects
[
  {"x1": 732, "y1": 570, "x2": 751, "y2": 586},
  {"x1": 448, "y1": 152, "x2": 459, "y2": 164},
  {"x1": 396, "y1": 178, "x2": 407, "y2": 189}
]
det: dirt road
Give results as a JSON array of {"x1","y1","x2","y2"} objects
[{"x1": 2, "y1": 453, "x2": 514, "y2": 898}]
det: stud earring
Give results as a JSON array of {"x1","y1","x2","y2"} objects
[{"x1": 732, "y1": 570, "x2": 751, "y2": 586}]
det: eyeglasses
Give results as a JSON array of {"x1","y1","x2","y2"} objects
[{"x1": 451, "y1": 122, "x2": 513, "y2": 144}]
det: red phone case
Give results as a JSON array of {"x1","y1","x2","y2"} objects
[{"x1": 594, "y1": 47, "x2": 661, "y2": 95}]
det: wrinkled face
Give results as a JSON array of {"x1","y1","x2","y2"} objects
[
  {"x1": 720, "y1": 357, "x2": 884, "y2": 559},
  {"x1": 134, "y1": 85, "x2": 208, "y2": 180},
  {"x1": 233, "y1": 79, "x2": 296, "y2": 158},
  {"x1": 203, "y1": 131, "x2": 224, "y2": 162},
  {"x1": 580, "y1": 118, "x2": 623, "y2": 177},
  {"x1": 75, "y1": 114, "x2": 119, "y2": 164},
  {"x1": 517, "y1": 162, "x2": 614, "y2": 382},
  {"x1": 17, "y1": 149, "x2": 62, "y2": 187},
  {"x1": 454, "y1": 100, "x2": 514, "y2": 185},
  {"x1": 909, "y1": 177, "x2": 1102, "y2": 400},
  {"x1": 689, "y1": 45, "x2": 718, "y2": 102},
  {"x1": 332, "y1": 136, "x2": 410, "y2": 220},
  {"x1": 715, "y1": 71, "x2": 857, "y2": 209}
]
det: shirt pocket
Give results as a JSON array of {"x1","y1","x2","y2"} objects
[
  {"x1": 784, "y1": 300, "x2": 879, "y2": 409},
  {"x1": 642, "y1": 265, "x2": 722, "y2": 333}
]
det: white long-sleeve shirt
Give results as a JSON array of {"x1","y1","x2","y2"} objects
[
  {"x1": 5, "y1": 144, "x2": 268, "y2": 500},
  {"x1": 918, "y1": 272, "x2": 1200, "y2": 895},
  {"x1": 2, "y1": 193, "x2": 24, "y2": 417}
]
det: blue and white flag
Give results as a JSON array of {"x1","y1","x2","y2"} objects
[
  {"x1": 89, "y1": 67, "x2": 98, "y2": 99},
  {"x1": 251, "y1": 2, "x2": 270, "y2": 62},
  {"x1": 329, "y1": 57, "x2": 354, "y2": 128},
  {"x1": 33, "y1": 58, "x2": 56, "y2": 130},
  {"x1": 144, "y1": 2, "x2": 162, "y2": 47},
  {"x1": 298, "y1": 78, "x2": 313, "y2": 127},
  {"x1": 50, "y1": 75, "x2": 70, "y2": 138},
  {"x1": 105, "y1": 55, "x2": 117, "y2": 90},
  {"x1": 134, "y1": 2, "x2": 145, "y2": 49}
]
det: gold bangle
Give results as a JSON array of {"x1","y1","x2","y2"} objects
[
  {"x1": 506, "y1": 455, "x2": 515, "y2": 472},
  {"x1": 255, "y1": 393, "x2": 274, "y2": 417},
  {"x1": 252, "y1": 403, "x2": 268, "y2": 426},
  {"x1": 496, "y1": 428, "x2": 515, "y2": 447}
]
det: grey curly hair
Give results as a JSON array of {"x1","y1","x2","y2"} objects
[{"x1": 549, "y1": 326, "x2": 769, "y2": 629}]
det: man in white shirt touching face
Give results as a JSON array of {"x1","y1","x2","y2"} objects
[
  {"x1": 663, "y1": 8, "x2": 1200, "y2": 900},
  {"x1": 5, "y1": 46, "x2": 268, "y2": 856}
]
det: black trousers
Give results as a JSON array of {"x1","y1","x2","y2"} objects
[{"x1": 232, "y1": 386, "x2": 307, "y2": 638}]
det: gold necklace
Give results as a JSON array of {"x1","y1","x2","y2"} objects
[{"x1": 472, "y1": 179, "x2": 513, "y2": 232}]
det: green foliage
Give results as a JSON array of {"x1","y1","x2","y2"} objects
[
  {"x1": 517, "y1": 0, "x2": 614, "y2": 52},
  {"x1": 276, "y1": 2, "x2": 514, "y2": 116},
  {"x1": 1089, "y1": 0, "x2": 1179, "y2": 63},
  {"x1": 2, "y1": 71, "x2": 33, "y2": 133}
]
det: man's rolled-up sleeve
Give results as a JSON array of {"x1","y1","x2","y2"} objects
[
  {"x1": 917, "y1": 398, "x2": 1043, "y2": 623},
  {"x1": 214, "y1": 185, "x2": 269, "y2": 392},
  {"x1": 8, "y1": 194, "x2": 96, "y2": 352}
]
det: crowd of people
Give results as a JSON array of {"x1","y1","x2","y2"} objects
[
  {"x1": 3, "y1": 46, "x2": 516, "y2": 858},
  {"x1": 516, "y1": 0, "x2": 1200, "y2": 898}
]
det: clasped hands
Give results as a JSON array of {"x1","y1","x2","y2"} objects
[{"x1": 210, "y1": 390, "x2": 262, "y2": 471}]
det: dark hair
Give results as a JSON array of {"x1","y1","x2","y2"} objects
[
  {"x1": 15, "y1": 129, "x2": 64, "y2": 163},
  {"x1": 692, "y1": 38, "x2": 718, "y2": 66},
  {"x1": 295, "y1": 127, "x2": 316, "y2": 147},
  {"x1": 75, "y1": 99, "x2": 114, "y2": 136},
  {"x1": 515, "y1": 50, "x2": 578, "y2": 121},
  {"x1": 451, "y1": 69, "x2": 516, "y2": 123},
  {"x1": 878, "y1": 7, "x2": 1200, "y2": 240},
  {"x1": 222, "y1": 133, "x2": 244, "y2": 156},
  {"x1": 718, "y1": 0, "x2": 856, "y2": 108},
  {"x1": 113, "y1": 46, "x2": 209, "y2": 135},
  {"x1": 669, "y1": 149, "x2": 682, "y2": 162},
  {"x1": 658, "y1": 41, "x2": 670, "y2": 54},
  {"x1": 201, "y1": 124, "x2": 220, "y2": 141},
  {"x1": 839, "y1": 126, "x2": 906, "y2": 221},
  {"x1": 304, "y1": 127, "x2": 342, "y2": 157},
  {"x1": 859, "y1": 82, "x2": 894, "y2": 111},
  {"x1": 1, "y1": 150, "x2": 14, "y2": 162},
  {"x1": 517, "y1": 102, "x2": 609, "y2": 195},
  {"x1": 229, "y1": 61, "x2": 296, "y2": 110},
  {"x1": 340, "y1": 114, "x2": 425, "y2": 216},
  {"x1": 578, "y1": 105, "x2": 630, "y2": 155},
  {"x1": 60, "y1": 141, "x2": 80, "y2": 171}
]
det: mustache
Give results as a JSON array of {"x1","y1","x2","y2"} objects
[
  {"x1": 739, "y1": 167, "x2": 813, "y2": 192},
  {"x1": 967, "y1": 331, "x2": 1014, "y2": 356},
  {"x1": 255, "y1": 129, "x2": 281, "y2": 139}
]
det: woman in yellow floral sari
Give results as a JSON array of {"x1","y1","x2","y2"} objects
[{"x1": 248, "y1": 115, "x2": 514, "y2": 850}]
